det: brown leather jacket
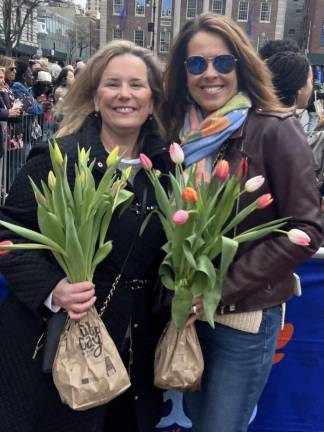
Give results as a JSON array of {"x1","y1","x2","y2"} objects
[{"x1": 219, "y1": 108, "x2": 324, "y2": 314}]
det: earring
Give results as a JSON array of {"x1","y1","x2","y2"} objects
[
  {"x1": 148, "y1": 114, "x2": 153, "y2": 121},
  {"x1": 94, "y1": 111, "x2": 99, "y2": 118}
]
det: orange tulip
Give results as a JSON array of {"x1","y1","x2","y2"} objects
[{"x1": 182, "y1": 187, "x2": 198, "y2": 204}]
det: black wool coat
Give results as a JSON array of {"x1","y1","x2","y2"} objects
[{"x1": 0, "y1": 113, "x2": 171, "y2": 432}]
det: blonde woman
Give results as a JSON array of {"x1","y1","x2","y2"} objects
[{"x1": 0, "y1": 41, "x2": 170, "y2": 432}]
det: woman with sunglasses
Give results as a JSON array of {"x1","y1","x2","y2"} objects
[{"x1": 163, "y1": 14, "x2": 323, "y2": 432}]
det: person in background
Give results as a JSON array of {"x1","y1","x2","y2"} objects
[
  {"x1": 0, "y1": 40, "x2": 170, "y2": 432},
  {"x1": 0, "y1": 66, "x2": 21, "y2": 158},
  {"x1": 163, "y1": 13, "x2": 323, "y2": 432},
  {"x1": 74, "y1": 60, "x2": 86, "y2": 77},
  {"x1": 11, "y1": 60, "x2": 43, "y2": 115},
  {"x1": 53, "y1": 67, "x2": 75, "y2": 103},
  {"x1": 265, "y1": 51, "x2": 313, "y2": 110},
  {"x1": 258, "y1": 39, "x2": 299, "y2": 60}
]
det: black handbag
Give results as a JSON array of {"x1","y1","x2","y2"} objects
[{"x1": 42, "y1": 310, "x2": 67, "y2": 373}]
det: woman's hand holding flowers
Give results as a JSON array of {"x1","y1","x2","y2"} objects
[{"x1": 52, "y1": 277, "x2": 96, "y2": 320}]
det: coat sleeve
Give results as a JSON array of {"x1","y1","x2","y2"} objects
[
  {"x1": 221, "y1": 115, "x2": 324, "y2": 305},
  {"x1": 0, "y1": 147, "x2": 65, "y2": 316},
  {"x1": 0, "y1": 108, "x2": 9, "y2": 120}
]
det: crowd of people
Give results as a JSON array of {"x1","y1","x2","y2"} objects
[
  {"x1": 0, "y1": 13, "x2": 323, "y2": 432},
  {"x1": 0, "y1": 54, "x2": 85, "y2": 198}
]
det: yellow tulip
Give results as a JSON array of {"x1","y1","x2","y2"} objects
[
  {"x1": 106, "y1": 146, "x2": 120, "y2": 167},
  {"x1": 48, "y1": 170, "x2": 56, "y2": 191},
  {"x1": 53, "y1": 141, "x2": 63, "y2": 166},
  {"x1": 79, "y1": 148, "x2": 86, "y2": 163}
]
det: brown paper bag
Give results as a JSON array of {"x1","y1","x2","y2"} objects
[
  {"x1": 52, "y1": 307, "x2": 131, "y2": 411},
  {"x1": 154, "y1": 320, "x2": 204, "y2": 391}
]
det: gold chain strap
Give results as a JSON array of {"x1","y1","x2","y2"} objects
[
  {"x1": 211, "y1": 141, "x2": 230, "y2": 171},
  {"x1": 99, "y1": 273, "x2": 122, "y2": 317}
]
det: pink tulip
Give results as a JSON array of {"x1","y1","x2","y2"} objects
[
  {"x1": 173, "y1": 210, "x2": 189, "y2": 225},
  {"x1": 213, "y1": 160, "x2": 229, "y2": 180},
  {"x1": 0, "y1": 240, "x2": 13, "y2": 255},
  {"x1": 287, "y1": 229, "x2": 311, "y2": 246},
  {"x1": 245, "y1": 176, "x2": 265, "y2": 193},
  {"x1": 169, "y1": 143, "x2": 184, "y2": 164},
  {"x1": 139, "y1": 153, "x2": 153, "y2": 170},
  {"x1": 256, "y1": 193, "x2": 273, "y2": 209}
]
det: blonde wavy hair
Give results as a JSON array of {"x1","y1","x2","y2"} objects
[
  {"x1": 163, "y1": 13, "x2": 288, "y2": 141},
  {"x1": 56, "y1": 40, "x2": 165, "y2": 138}
]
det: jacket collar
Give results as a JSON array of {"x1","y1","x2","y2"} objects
[{"x1": 77, "y1": 112, "x2": 167, "y2": 165}]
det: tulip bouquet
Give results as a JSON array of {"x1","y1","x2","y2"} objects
[
  {"x1": 0, "y1": 141, "x2": 133, "y2": 283},
  {"x1": 140, "y1": 144, "x2": 311, "y2": 330}
]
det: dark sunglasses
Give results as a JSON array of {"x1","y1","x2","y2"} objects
[
  {"x1": 9, "y1": 67, "x2": 16, "y2": 71},
  {"x1": 184, "y1": 54, "x2": 237, "y2": 75}
]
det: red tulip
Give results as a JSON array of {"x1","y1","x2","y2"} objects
[
  {"x1": 213, "y1": 160, "x2": 229, "y2": 180},
  {"x1": 234, "y1": 159, "x2": 248, "y2": 180},
  {"x1": 256, "y1": 193, "x2": 273, "y2": 209},
  {"x1": 182, "y1": 187, "x2": 198, "y2": 204}
]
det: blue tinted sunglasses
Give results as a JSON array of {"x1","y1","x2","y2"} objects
[{"x1": 184, "y1": 54, "x2": 237, "y2": 75}]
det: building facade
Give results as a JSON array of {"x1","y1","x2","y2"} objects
[
  {"x1": 305, "y1": 0, "x2": 324, "y2": 65},
  {"x1": 100, "y1": 0, "x2": 289, "y2": 63},
  {"x1": 0, "y1": 1, "x2": 38, "y2": 56},
  {"x1": 86, "y1": 0, "x2": 101, "y2": 18}
]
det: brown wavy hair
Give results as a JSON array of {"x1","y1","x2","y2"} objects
[
  {"x1": 56, "y1": 40, "x2": 165, "y2": 139},
  {"x1": 163, "y1": 13, "x2": 287, "y2": 141}
]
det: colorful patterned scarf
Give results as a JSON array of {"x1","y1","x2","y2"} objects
[{"x1": 180, "y1": 93, "x2": 252, "y2": 167}]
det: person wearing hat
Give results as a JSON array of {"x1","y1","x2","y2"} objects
[{"x1": 33, "y1": 70, "x2": 54, "y2": 118}]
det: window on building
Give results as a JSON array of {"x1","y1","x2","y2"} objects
[
  {"x1": 135, "y1": 0, "x2": 145, "y2": 16},
  {"x1": 113, "y1": 0, "x2": 123, "y2": 15},
  {"x1": 237, "y1": 0, "x2": 249, "y2": 21},
  {"x1": 161, "y1": 0, "x2": 172, "y2": 17},
  {"x1": 288, "y1": 28, "x2": 295, "y2": 34},
  {"x1": 257, "y1": 33, "x2": 268, "y2": 51},
  {"x1": 260, "y1": 1, "x2": 271, "y2": 22},
  {"x1": 134, "y1": 29, "x2": 144, "y2": 47},
  {"x1": 186, "y1": 0, "x2": 197, "y2": 18},
  {"x1": 160, "y1": 30, "x2": 171, "y2": 52},
  {"x1": 112, "y1": 27, "x2": 123, "y2": 39},
  {"x1": 321, "y1": 21, "x2": 324, "y2": 47},
  {"x1": 212, "y1": 0, "x2": 223, "y2": 14}
]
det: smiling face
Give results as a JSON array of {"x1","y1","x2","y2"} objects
[
  {"x1": 94, "y1": 54, "x2": 153, "y2": 137},
  {"x1": 186, "y1": 31, "x2": 239, "y2": 116}
]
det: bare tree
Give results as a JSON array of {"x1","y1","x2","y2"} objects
[
  {"x1": 0, "y1": 0, "x2": 43, "y2": 56},
  {"x1": 76, "y1": 22, "x2": 90, "y2": 58}
]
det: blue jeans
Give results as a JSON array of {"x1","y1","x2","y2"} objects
[{"x1": 184, "y1": 305, "x2": 281, "y2": 432}]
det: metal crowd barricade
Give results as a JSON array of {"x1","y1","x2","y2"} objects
[{"x1": 0, "y1": 111, "x2": 56, "y2": 205}]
